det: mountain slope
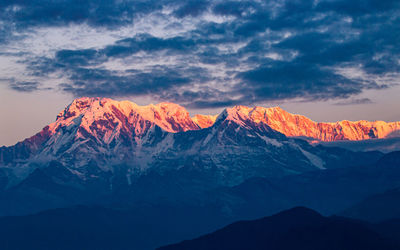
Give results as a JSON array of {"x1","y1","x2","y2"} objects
[
  {"x1": 187, "y1": 151, "x2": 400, "y2": 222},
  {"x1": 338, "y1": 152, "x2": 400, "y2": 222},
  {"x1": 340, "y1": 187, "x2": 400, "y2": 223},
  {"x1": 0, "y1": 205, "x2": 399, "y2": 250},
  {"x1": 158, "y1": 207, "x2": 399, "y2": 250}
]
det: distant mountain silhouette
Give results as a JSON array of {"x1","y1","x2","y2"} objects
[
  {"x1": 1, "y1": 206, "x2": 399, "y2": 250},
  {"x1": 158, "y1": 207, "x2": 400, "y2": 250},
  {"x1": 341, "y1": 187, "x2": 400, "y2": 223},
  {"x1": 0, "y1": 205, "x2": 232, "y2": 250}
]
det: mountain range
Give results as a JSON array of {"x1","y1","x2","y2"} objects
[
  {"x1": 1, "y1": 98, "x2": 392, "y2": 185},
  {"x1": 2, "y1": 97, "x2": 398, "y2": 179},
  {"x1": 2, "y1": 97, "x2": 400, "y2": 165},
  {"x1": 0, "y1": 98, "x2": 391, "y2": 206},
  {"x1": 1, "y1": 97, "x2": 400, "y2": 249}
]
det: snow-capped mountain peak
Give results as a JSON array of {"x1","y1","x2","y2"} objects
[
  {"x1": 210, "y1": 105, "x2": 400, "y2": 142},
  {"x1": 49, "y1": 97, "x2": 200, "y2": 145}
]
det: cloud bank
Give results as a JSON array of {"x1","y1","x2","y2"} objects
[{"x1": 1, "y1": 0, "x2": 399, "y2": 108}]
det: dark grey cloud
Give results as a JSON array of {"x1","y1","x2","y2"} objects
[
  {"x1": 104, "y1": 34, "x2": 197, "y2": 58},
  {"x1": 334, "y1": 98, "x2": 373, "y2": 106},
  {"x1": 173, "y1": 0, "x2": 210, "y2": 18},
  {"x1": 4, "y1": 0, "x2": 400, "y2": 108},
  {"x1": 9, "y1": 81, "x2": 39, "y2": 92},
  {"x1": 237, "y1": 62, "x2": 361, "y2": 101},
  {"x1": 55, "y1": 49, "x2": 104, "y2": 67},
  {"x1": 0, "y1": 0, "x2": 163, "y2": 28},
  {"x1": 212, "y1": 1, "x2": 256, "y2": 17},
  {"x1": 317, "y1": 0, "x2": 400, "y2": 16},
  {"x1": 58, "y1": 66, "x2": 211, "y2": 99}
]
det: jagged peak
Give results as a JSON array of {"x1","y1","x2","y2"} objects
[
  {"x1": 57, "y1": 98, "x2": 192, "y2": 120},
  {"x1": 222, "y1": 105, "x2": 289, "y2": 122},
  {"x1": 52, "y1": 97, "x2": 199, "y2": 138},
  {"x1": 225, "y1": 105, "x2": 286, "y2": 115},
  {"x1": 152, "y1": 102, "x2": 191, "y2": 116}
]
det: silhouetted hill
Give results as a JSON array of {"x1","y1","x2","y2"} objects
[
  {"x1": 158, "y1": 207, "x2": 400, "y2": 250},
  {"x1": 0, "y1": 205, "x2": 231, "y2": 250}
]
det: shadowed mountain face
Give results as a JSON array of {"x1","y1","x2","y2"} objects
[
  {"x1": 158, "y1": 207, "x2": 400, "y2": 250},
  {"x1": 181, "y1": 151, "x2": 400, "y2": 222},
  {"x1": 340, "y1": 187, "x2": 400, "y2": 223},
  {"x1": 0, "y1": 152, "x2": 399, "y2": 250},
  {"x1": 0, "y1": 205, "x2": 231, "y2": 250}
]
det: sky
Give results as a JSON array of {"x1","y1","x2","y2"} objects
[{"x1": 1, "y1": 0, "x2": 400, "y2": 146}]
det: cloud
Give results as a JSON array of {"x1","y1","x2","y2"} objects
[
  {"x1": 58, "y1": 66, "x2": 211, "y2": 99},
  {"x1": 0, "y1": 0, "x2": 163, "y2": 29},
  {"x1": 173, "y1": 0, "x2": 210, "y2": 18},
  {"x1": 9, "y1": 81, "x2": 40, "y2": 92},
  {"x1": 212, "y1": 1, "x2": 256, "y2": 17},
  {"x1": 334, "y1": 98, "x2": 373, "y2": 106},
  {"x1": 1, "y1": 0, "x2": 400, "y2": 108},
  {"x1": 237, "y1": 62, "x2": 363, "y2": 101},
  {"x1": 104, "y1": 34, "x2": 197, "y2": 58},
  {"x1": 54, "y1": 49, "x2": 104, "y2": 67},
  {"x1": 317, "y1": 0, "x2": 400, "y2": 16}
]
